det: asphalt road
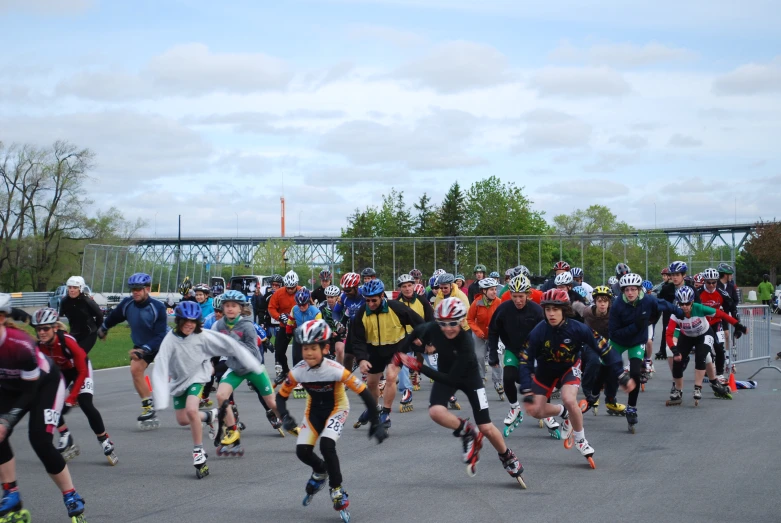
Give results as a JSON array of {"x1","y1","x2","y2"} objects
[{"x1": 11, "y1": 332, "x2": 781, "y2": 523}]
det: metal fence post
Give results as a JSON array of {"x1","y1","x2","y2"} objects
[
  {"x1": 538, "y1": 238, "x2": 542, "y2": 276},
  {"x1": 495, "y1": 239, "x2": 499, "y2": 274}
]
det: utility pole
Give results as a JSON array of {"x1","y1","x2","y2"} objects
[{"x1": 175, "y1": 214, "x2": 182, "y2": 288}]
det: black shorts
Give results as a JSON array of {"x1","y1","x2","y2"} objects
[
  {"x1": 429, "y1": 381, "x2": 491, "y2": 425},
  {"x1": 367, "y1": 347, "x2": 397, "y2": 375},
  {"x1": 141, "y1": 350, "x2": 156, "y2": 365}
]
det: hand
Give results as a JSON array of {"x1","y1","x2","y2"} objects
[
  {"x1": 129, "y1": 347, "x2": 145, "y2": 361},
  {"x1": 369, "y1": 418, "x2": 388, "y2": 443},
  {"x1": 281, "y1": 414, "x2": 298, "y2": 432},
  {"x1": 334, "y1": 322, "x2": 346, "y2": 335},
  {"x1": 393, "y1": 352, "x2": 421, "y2": 372},
  {"x1": 734, "y1": 322, "x2": 747, "y2": 339},
  {"x1": 97, "y1": 326, "x2": 107, "y2": 340},
  {"x1": 424, "y1": 344, "x2": 436, "y2": 354},
  {"x1": 359, "y1": 360, "x2": 372, "y2": 374},
  {"x1": 412, "y1": 339, "x2": 423, "y2": 346},
  {"x1": 673, "y1": 353, "x2": 682, "y2": 362}
]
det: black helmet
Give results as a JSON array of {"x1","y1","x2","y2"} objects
[
  {"x1": 270, "y1": 274, "x2": 284, "y2": 285},
  {"x1": 361, "y1": 267, "x2": 376, "y2": 278}
]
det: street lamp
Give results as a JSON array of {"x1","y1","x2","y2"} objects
[
  {"x1": 234, "y1": 212, "x2": 239, "y2": 237},
  {"x1": 154, "y1": 212, "x2": 158, "y2": 237},
  {"x1": 299, "y1": 210, "x2": 303, "y2": 236}
]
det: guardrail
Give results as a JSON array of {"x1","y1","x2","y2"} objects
[
  {"x1": 732, "y1": 305, "x2": 780, "y2": 379},
  {"x1": 8, "y1": 292, "x2": 51, "y2": 308}
]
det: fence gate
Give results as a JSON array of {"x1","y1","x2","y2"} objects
[{"x1": 732, "y1": 305, "x2": 781, "y2": 379}]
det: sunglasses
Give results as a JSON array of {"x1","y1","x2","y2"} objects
[
  {"x1": 35, "y1": 326, "x2": 53, "y2": 332},
  {"x1": 437, "y1": 320, "x2": 461, "y2": 327},
  {"x1": 680, "y1": 302, "x2": 693, "y2": 306},
  {"x1": 705, "y1": 280, "x2": 718, "y2": 285},
  {"x1": 365, "y1": 297, "x2": 382, "y2": 304}
]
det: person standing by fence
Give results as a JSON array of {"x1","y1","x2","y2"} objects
[{"x1": 758, "y1": 275, "x2": 774, "y2": 307}]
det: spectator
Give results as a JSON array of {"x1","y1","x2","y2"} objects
[{"x1": 758, "y1": 274, "x2": 774, "y2": 306}]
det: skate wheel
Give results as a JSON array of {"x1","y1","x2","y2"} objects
[
  {"x1": 466, "y1": 462, "x2": 478, "y2": 477},
  {"x1": 238, "y1": 422, "x2": 246, "y2": 430},
  {"x1": 587, "y1": 456, "x2": 596, "y2": 469},
  {"x1": 550, "y1": 429, "x2": 561, "y2": 440},
  {"x1": 303, "y1": 494, "x2": 313, "y2": 506},
  {"x1": 277, "y1": 428, "x2": 285, "y2": 437},
  {"x1": 578, "y1": 399, "x2": 588, "y2": 413},
  {"x1": 563, "y1": 435, "x2": 573, "y2": 449},
  {"x1": 641, "y1": 383, "x2": 645, "y2": 392},
  {"x1": 71, "y1": 515, "x2": 88, "y2": 523},
  {"x1": 107, "y1": 453, "x2": 119, "y2": 466},
  {"x1": 515, "y1": 475, "x2": 528, "y2": 489},
  {"x1": 593, "y1": 408, "x2": 598, "y2": 416},
  {"x1": 340, "y1": 509, "x2": 351, "y2": 523},
  {"x1": 694, "y1": 400, "x2": 699, "y2": 407},
  {"x1": 538, "y1": 419, "x2": 544, "y2": 428},
  {"x1": 628, "y1": 425, "x2": 636, "y2": 434}
]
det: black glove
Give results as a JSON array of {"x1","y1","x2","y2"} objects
[
  {"x1": 368, "y1": 418, "x2": 388, "y2": 443},
  {"x1": 334, "y1": 322, "x2": 346, "y2": 335},
  {"x1": 281, "y1": 414, "x2": 297, "y2": 432},
  {"x1": 97, "y1": 326, "x2": 107, "y2": 340},
  {"x1": 734, "y1": 322, "x2": 747, "y2": 339},
  {"x1": 279, "y1": 313, "x2": 289, "y2": 324}
]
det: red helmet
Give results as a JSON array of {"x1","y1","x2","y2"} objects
[
  {"x1": 552, "y1": 261, "x2": 570, "y2": 272},
  {"x1": 340, "y1": 272, "x2": 360, "y2": 289},
  {"x1": 693, "y1": 273, "x2": 705, "y2": 284},
  {"x1": 660, "y1": 267, "x2": 670, "y2": 275},
  {"x1": 541, "y1": 288, "x2": 570, "y2": 306},
  {"x1": 434, "y1": 297, "x2": 467, "y2": 321},
  {"x1": 413, "y1": 283, "x2": 426, "y2": 296}
]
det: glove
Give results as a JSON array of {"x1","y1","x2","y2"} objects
[
  {"x1": 281, "y1": 414, "x2": 298, "y2": 432},
  {"x1": 334, "y1": 322, "x2": 346, "y2": 335},
  {"x1": 279, "y1": 313, "x2": 289, "y2": 324},
  {"x1": 392, "y1": 352, "x2": 421, "y2": 372},
  {"x1": 97, "y1": 326, "x2": 107, "y2": 340},
  {"x1": 368, "y1": 418, "x2": 388, "y2": 443},
  {"x1": 263, "y1": 340, "x2": 274, "y2": 353},
  {"x1": 733, "y1": 322, "x2": 747, "y2": 339}
]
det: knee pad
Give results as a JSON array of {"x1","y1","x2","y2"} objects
[{"x1": 705, "y1": 352, "x2": 713, "y2": 364}]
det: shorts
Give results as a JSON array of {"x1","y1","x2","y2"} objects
[
  {"x1": 611, "y1": 342, "x2": 645, "y2": 360},
  {"x1": 429, "y1": 381, "x2": 491, "y2": 425},
  {"x1": 366, "y1": 348, "x2": 397, "y2": 375},
  {"x1": 221, "y1": 369, "x2": 273, "y2": 396},
  {"x1": 62, "y1": 361, "x2": 95, "y2": 397},
  {"x1": 173, "y1": 383, "x2": 205, "y2": 410},
  {"x1": 531, "y1": 360, "x2": 582, "y2": 398},
  {"x1": 503, "y1": 351, "x2": 519, "y2": 368},
  {"x1": 137, "y1": 349, "x2": 156, "y2": 365},
  {"x1": 297, "y1": 405, "x2": 349, "y2": 446}
]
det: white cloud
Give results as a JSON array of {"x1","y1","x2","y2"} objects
[
  {"x1": 549, "y1": 40, "x2": 697, "y2": 68},
  {"x1": 348, "y1": 24, "x2": 426, "y2": 47},
  {"x1": 538, "y1": 178, "x2": 629, "y2": 197},
  {"x1": 609, "y1": 134, "x2": 648, "y2": 149},
  {"x1": 529, "y1": 66, "x2": 631, "y2": 97},
  {"x1": 0, "y1": 0, "x2": 94, "y2": 15},
  {"x1": 514, "y1": 109, "x2": 592, "y2": 150},
  {"x1": 668, "y1": 133, "x2": 703, "y2": 147},
  {"x1": 712, "y1": 57, "x2": 781, "y2": 95},
  {"x1": 390, "y1": 41, "x2": 509, "y2": 93}
]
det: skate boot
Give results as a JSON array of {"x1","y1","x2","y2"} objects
[
  {"x1": 379, "y1": 410, "x2": 391, "y2": 430},
  {"x1": 494, "y1": 382, "x2": 505, "y2": 401},
  {"x1": 499, "y1": 448, "x2": 527, "y2": 488},
  {"x1": 216, "y1": 426, "x2": 244, "y2": 457},
  {"x1": 330, "y1": 486, "x2": 351, "y2": 523},
  {"x1": 230, "y1": 403, "x2": 246, "y2": 431},
  {"x1": 693, "y1": 385, "x2": 703, "y2": 407},
  {"x1": 575, "y1": 438, "x2": 596, "y2": 469},
  {"x1": 266, "y1": 409, "x2": 286, "y2": 436},
  {"x1": 399, "y1": 389, "x2": 413, "y2": 413},
  {"x1": 644, "y1": 358, "x2": 655, "y2": 377},
  {"x1": 666, "y1": 388, "x2": 683, "y2": 406},
  {"x1": 550, "y1": 388, "x2": 561, "y2": 400},
  {"x1": 579, "y1": 395, "x2": 599, "y2": 415},
  {"x1": 411, "y1": 371, "x2": 421, "y2": 391},
  {"x1": 98, "y1": 433, "x2": 118, "y2": 466},
  {"x1": 137, "y1": 398, "x2": 160, "y2": 430},
  {"x1": 455, "y1": 418, "x2": 483, "y2": 477},
  {"x1": 561, "y1": 418, "x2": 574, "y2": 448},
  {"x1": 0, "y1": 488, "x2": 31, "y2": 523},
  {"x1": 199, "y1": 396, "x2": 213, "y2": 408},
  {"x1": 711, "y1": 380, "x2": 733, "y2": 400},
  {"x1": 63, "y1": 490, "x2": 86, "y2": 521},
  {"x1": 626, "y1": 406, "x2": 638, "y2": 434},
  {"x1": 302, "y1": 472, "x2": 328, "y2": 506},
  {"x1": 293, "y1": 384, "x2": 307, "y2": 399},
  {"x1": 193, "y1": 446, "x2": 209, "y2": 479},
  {"x1": 448, "y1": 395, "x2": 461, "y2": 410},
  {"x1": 543, "y1": 417, "x2": 561, "y2": 439},
  {"x1": 203, "y1": 407, "x2": 219, "y2": 441},
  {"x1": 503, "y1": 405, "x2": 523, "y2": 437},
  {"x1": 56, "y1": 430, "x2": 81, "y2": 462},
  {"x1": 273, "y1": 369, "x2": 287, "y2": 389},
  {"x1": 655, "y1": 349, "x2": 667, "y2": 360},
  {"x1": 776, "y1": 351, "x2": 781, "y2": 361},
  {"x1": 352, "y1": 409, "x2": 370, "y2": 429},
  {"x1": 605, "y1": 398, "x2": 627, "y2": 416}
]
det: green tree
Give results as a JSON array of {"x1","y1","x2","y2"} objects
[{"x1": 741, "y1": 220, "x2": 781, "y2": 285}]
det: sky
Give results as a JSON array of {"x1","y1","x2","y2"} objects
[{"x1": 1, "y1": 0, "x2": 779, "y2": 237}]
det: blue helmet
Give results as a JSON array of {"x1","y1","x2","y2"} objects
[
  {"x1": 429, "y1": 276, "x2": 439, "y2": 288},
  {"x1": 675, "y1": 286, "x2": 695, "y2": 304},
  {"x1": 642, "y1": 280, "x2": 653, "y2": 291},
  {"x1": 221, "y1": 290, "x2": 246, "y2": 303},
  {"x1": 669, "y1": 261, "x2": 688, "y2": 274},
  {"x1": 128, "y1": 273, "x2": 152, "y2": 288},
  {"x1": 361, "y1": 279, "x2": 385, "y2": 297},
  {"x1": 489, "y1": 271, "x2": 500, "y2": 279},
  {"x1": 570, "y1": 267, "x2": 584, "y2": 278},
  {"x1": 175, "y1": 300, "x2": 202, "y2": 321},
  {"x1": 295, "y1": 288, "x2": 311, "y2": 305},
  {"x1": 572, "y1": 285, "x2": 588, "y2": 299}
]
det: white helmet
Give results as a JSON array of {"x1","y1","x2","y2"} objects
[
  {"x1": 283, "y1": 271, "x2": 299, "y2": 288},
  {"x1": 554, "y1": 272, "x2": 574, "y2": 286},
  {"x1": 324, "y1": 285, "x2": 342, "y2": 297},
  {"x1": 66, "y1": 276, "x2": 86, "y2": 292},
  {"x1": 0, "y1": 293, "x2": 11, "y2": 315},
  {"x1": 620, "y1": 273, "x2": 643, "y2": 288},
  {"x1": 397, "y1": 274, "x2": 415, "y2": 286},
  {"x1": 478, "y1": 277, "x2": 500, "y2": 289},
  {"x1": 434, "y1": 297, "x2": 467, "y2": 321},
  {"x1": 608, "y1": 276, "x2": 618, "y2": 285},
  {"x1": 31, "y1": 308, "x2": 59, "y2": 326}
]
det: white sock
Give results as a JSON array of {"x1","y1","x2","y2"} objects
[
  {"x1": 510, "y1": 402, "x2": 519, "y2": 409},
  {"x1": 574, "y1": 430, "x2": 585, "y2": 442},
  {"x1": 558, "y1": 405, "x2": 566, "y2": 417}
]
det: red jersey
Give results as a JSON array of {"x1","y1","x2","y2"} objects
[
  {"x1": 37, "y1": 331, "x2": 89, "y2": 404},
  {"x1": 0, "y1": 325, "x2": 49, "y2": 390},
  {"x1": 696, "y1": 287, "x2": 732, "y2": 326}
]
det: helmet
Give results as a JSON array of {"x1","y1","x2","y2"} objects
[
  {"x1": 433, "y1": 269, "x2": 446, "y2": 277},
  {"x1": 619, "y1": 273, "x2": 643, "y2": 288},
  {"x1": 319, "y1": 270, "x2": 332, "y2": 280},
  {"x1": 573, "y1": 286, "x2": 588, "y2": 299},
  {"x1": 684, "y1": 275, "x2": 694, "y2": 285},
  {"x1": 397, "y1": 274, "x2": 415, "y2": 286},
  {"x1": 66, "y1": 276, "x2": 86, "y2": 292},
  {"x1": 429, "y1": 276, "x2": 439, "y2": 288},
  {"x1": 570, "y1": 267, "x2": 584, "y2": 278},
  {"x1": 693, "y1": 273, "x2": 705, "y2": 285},
  {"x1": 642, "y1": 280, "x2": 654, "y2": 291},
  {"x1": 175, "y1": 301, "x2": 202, "y2": 321},
  {"x1": 221, "y1": 290, "x2": 247, "y2": 304},
  {"x1": 702, "y1": 268, "x2": 719, "y2": 281},
  {"x1": 675, "y1": 286, "x2": 695, "y2": 304},
  {"x1": 324, "y1": 285, "x2": 341, "y2": 297},
  {"x1": 478, "y1": 278, "x2": 500, "y2": 289},
  {"x1": 473, "y1": 264, "x2": 487, "y2": 274},
  {"x1": 31, "y1": 307, "x2": 59, "y2": 326},
  {"x1": 541, "y1": 288, "x2": 569, "y2": 306},
  {"x1": 508, "y1": 275, "x2": 531, "y2": 293},
  {"x1": 669, "y1": 261, "x2": 688, "y2": 274},
  {"x1": 128, "y1": 273, "x2": 152, "y2": 288},
  {"x1": 193, "y1": 283, "x2": 210, "y2": 295},
  {"x1": 295, "y1": 288, "x2": 311, "y2": 305},
  {"x1": 340, "y1": 272, "x2": 360, "y2": 288},
  {"x1": 360, "y1": 267, "x2": 376, "y2": 278},
  {"x1": 516, "y1": 265, "x2": 531, "y2": 277},
  {"x1": 361, "y1": 279, "x2": 385, "y2": 297},
  {"x1": 553, "y1": 261, "x2": 570, "y2": 272},
  {"x1": 0, "y1": 294, "x2": 11, "y2": 315},
  {"x1": 504, "y1": 269, "x2": 514, "y2": 277},
  {"x1": 434, "y1": 297, "x2": 467, "y2": 321},
  {"x1": 554, "y1": 272, "x2": 574, "y2": 286},
  {"x1": 283, "y1": 271, "x2": 299, "y2": 288},
  {"x1": 409, "y1": 269, "x2": 422, "y2": 279},
  {"x1": 717, "y1": 263, "x2": 734, "y2": 275},
  {"x1": 413, "y1": 283, "x2": 426, "y2": 296},
  {"x1": 592, "y1": 285, "x2": 613, "y2": 299},
  {"x1": 213, "y1": 295, "x2": 224, "y2": 311},
  {"x1": 454, "y1": 274, "x2": 465, "y2": 284},
  {"x1": 615, "y1": 263, "x2": 631, "y2": 277},
  {"x1": 295, "y1": 319, "x2": 333, "y2": 345},
  {"x1": 270, "y1": 274, "x2": 284, "y2": 285},
  {"x1": 489, "y1": 271, "x2": 500, "y2": 279},
  {"x1": 436, "y1": 273, "x2": 455, "y2": 285},
  {"x1": 660, "y1": 267, "x2": 670, "y2": 275}
]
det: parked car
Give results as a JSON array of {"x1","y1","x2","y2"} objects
[{"x1": 49, "y1": 284, "x2": 92, "y2": 310}]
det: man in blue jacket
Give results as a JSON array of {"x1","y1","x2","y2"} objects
[{"x1": 98, "y1": 273, "x2": 169, "y2": 429}]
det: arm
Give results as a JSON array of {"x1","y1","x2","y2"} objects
[
  {"x1": 421, "y1": 298, "x2": 435, "y2": 322},
  {"x1": 86, "y1": 296, "x2": 103, "y2": 329},
  {"x1": 517, "y1": 329, "x2": 540, "y2": 392},
  {"x1": 655, "y1": 297, "x2": 684, "y2": 318},
  {"x1": 351, "y1": 310, "x2": 370, "y2": 363},
  {"x1": 571, "y1": 300, "x2": 588, "y2": 317},
  {"x1": 583, "y1": 324, "x2": 622, "y2": 376},
  {"x1": 202, "y1": 330, "x2": 263, "y2": 374},
  {"x1": 268, "y1": 291, "x2": 281, "y2": 321},
  {"x1": 487, "y1": 308, "x2": 501, "y2": 364},
  {"x1": 665, "y1": 317, "x2": 678, "y2": 351},
  {"x1": 151, "y1": 337, "x2": 172, "y2": 410},
  {"x1": 141, "y1": 302, "x2": 169, "y2": 353},
  {"x1": 102, "y1": 300, "x2": 128, "y2": 330},
  {"x1": 64, "y1": 336, "x2": 89, "y2": 405},
  {"x1": 608, "y1": 303, "x2": 643, "y2": 340},
  {"x1": 274, "y1": 371, "x2": 300, "y2": 419},
  {"x1": 466, "y1": 302, "x2": 482, "y2": 338}
]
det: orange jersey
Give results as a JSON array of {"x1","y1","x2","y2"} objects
[
  {"x1": 278, "y1": 359, "x2": 365, "y2": 415},
  {"x1": 501, "y1": 288, "x2": 543, "y2": 304}
]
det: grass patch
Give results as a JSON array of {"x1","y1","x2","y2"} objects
[{"x1": 20, "y1": 323, "x2": 136, "y2": 370}]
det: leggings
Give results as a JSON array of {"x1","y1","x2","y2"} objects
[
  {"x1": 60, "y1": 369, "x2": 105, "y2": 435},
  {"x1": 672, "y1": 330, "x2": 714, "y2": 379},
  {"x1": 658, "y1": 312, "x2": 671, "y2": 353},
  {"x1": 503, "y1": 365, "x2": 519, "y2": 404},
  {"x1": 296, "y1": 437, "x2": 342, "y2": 487},
  {"x1": 74, "y1": 332, "x2": 97, "y2": 354},
  {"x1": 275, "y1": 330, "x2": 292, "y2": 375},
  {"x1": 473, "y1": 335, "x2": 502, "y2": 385},
  {"x1": 580, "y1": 347, "x2": 601, "y2": 401}
]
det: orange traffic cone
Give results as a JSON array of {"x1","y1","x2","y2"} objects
[
  {"x1": 145, "y1": 375, "x2": 153, "y2": 392},
  {"x1": 728, "y1": 373, "x2": 737, "y2": 392}
]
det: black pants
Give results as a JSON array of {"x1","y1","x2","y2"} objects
[
  {"x1": 275, "y1": 330, "x2": 292, "y2": 375},
  {"x1": 580, "y1": 347, "x2": 600, "y2": 401},
  {"x1": 59, "y1": 369, "x2": 105, "y2": 435},
  {"x1": 658, "y1": 312, "x2": 671, "y2": 353},
  {"x1": 672, "y1": 330, "x2": 714, "y2": 379},
  {"x1": 296, "y1": 438, "x2": 342, "y2": 488},
  {"x1": 74, "y1": 331, "x2": 97, "y2": 354}
]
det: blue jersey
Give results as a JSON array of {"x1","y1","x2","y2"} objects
[
  {"x1": 199, "y1": 297, "x2": 214, "y2": 319},
  {"x1": 333, "y1": 293, "x2": 365, "y2": 324},
  {"x1": 103, "y1": 297, "x2": 169, "y2": 354},
  {"x1": 203, "y1": 312, "x2": 217, "y2": 330}
]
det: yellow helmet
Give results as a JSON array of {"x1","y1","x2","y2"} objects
[{"x1": 507, "y1": 275, "x2": 531, "y2": 293}]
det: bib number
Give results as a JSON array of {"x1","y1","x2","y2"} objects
[
  {"x1": 79, "y1": 378, "x2": 94, "y2": 395},
  {"x1": 326, "y1": 418, "x2": 344, "y2": 436},
  {"x1": 44, "y1": 409, "x2": 61, "y2": 426},
  {"x1": 476, "y1": 388, "x2": 489, "y2": 410}
]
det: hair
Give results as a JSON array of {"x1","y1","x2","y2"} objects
[
  {"x1": 174, "y1": 316, "x2": 203, "y2": 335},
  {"x1": 241, "y1": 303, "x2": 252, "y2": 317},
  {"x1": 544, "y1": 303, "x2": 573, "y2": 318}
]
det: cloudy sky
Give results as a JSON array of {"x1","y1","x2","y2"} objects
[{"x1": 1, "y1": 0, "x2": 779, "y2": 237}]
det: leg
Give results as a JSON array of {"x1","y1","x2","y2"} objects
[
  {"x1": 334, "y1": 341, "x2": 345, "y2": 364},
  {"x1": 320, "y1": 437, "x2": 343, "y2": 488},
  {"x1": 130, "y1": 358, "x2": 151, "y2": 397},
  {"x1": 473, "y1": 335, "x2": 487, "y2": 381},
  {"x1": 560, "y1": 384, "x2": 582, "y2": 431},
  {"x1": 183, "y1": 394, "x2": 205, "y2": 447},
  {"x1": 77, "y1": 332, "x2": 98, "y2": 354},
  {"x1": 366, "y1": 373, "x2": 382, "y2": 403},
  {"x1": 382, "y1": 363, "x2": 400, "y2": 409},
  {"x1": 503, "y1": 365, "x2": 519, "y2": 405},
  {"x1": 216, "y1": 380, "x2": 237, "y2": 427},
  {"x1": 397, "y1": 364, "x2": 411, "y2": 393},
  {"x1": 292, "y1": 341, "x2": 303, "y2": 367},
  {"x1": 77, "y1": 393, "x2": 106, "y2": 436},
  {"x1": 275, "y1": 330, "x2": 291, "y2": 376},
  {"x1": 627, "y1": 357, "x2": 643, "y2": 407}
]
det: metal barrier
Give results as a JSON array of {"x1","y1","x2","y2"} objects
[
  {"x1": 732, "y1": 305, "x2": 781, "y2": 379},
  {"x1": 9, "y1": 292, "x2": 51, "y2": 308}
]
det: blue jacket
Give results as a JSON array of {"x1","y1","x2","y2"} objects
[
  {"x1": 103, "y1": 297, "x2": 169, "y2": 354},
  {"x1": 203, "y1": 312, "x2": 217, "y2": 330},
  {"x1": 519, "y1": 318, "x2": 621, "y2": 392},
  {"x1": 199, "y1": 297, "x2": 214, "y2": 320},
  {"x1": 608, "y1": 292, "x2": 683, "y2": 347},
  {"x1": 333, "y1": 293, "x2": 365, "y2": 324}
]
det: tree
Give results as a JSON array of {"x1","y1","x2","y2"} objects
[{"x1": 741, "y1": 220, "x2": 781, "y2": 285}]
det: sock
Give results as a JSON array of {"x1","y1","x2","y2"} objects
[
  {"x1": 558, "y1": 405, "x2": 568, "y2": 419},
  {"x1": 574, "y1": 430, "x2": 585, "y2": 442},
  {"x1": 498, "y1": 448, "x2": 511, "y2": 458},
  {"x1": 194, "y1": 444, "x2": 203, "y2": 451},
  {"x1": 2, "y1": 481, "x2": 17, "y2": 491},
  {"x1": 382, "y1": 407, "x2": 391, "y2": 415},
  {"x1": 58, "y1": 427, "x2": 68, "y2": 434},
  {"x1": 510, "y1": 402, "x2": 519, "y2": 409},
  {"x1": 97, "y1": 433, "x2": 108, "y2": 442},
  {"x1": 62, "y1": 488, "x2": 75, "y2": 496}
]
